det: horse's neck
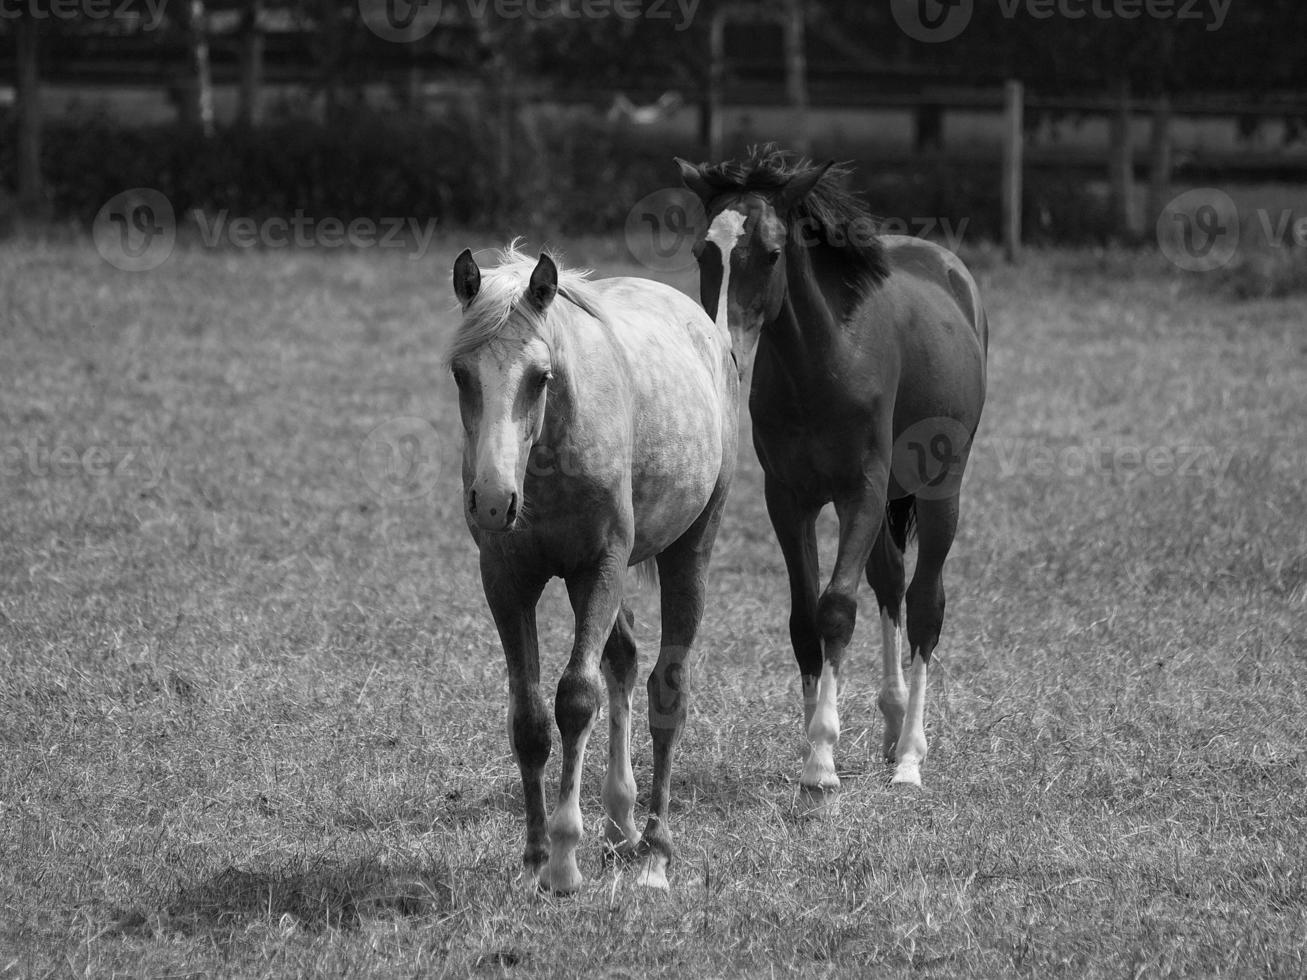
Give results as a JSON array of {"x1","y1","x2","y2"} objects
[
  {"x1": 538, "y1": 316, "x2": 614, "y2": 443},
  {"x1": 767, "y1": 247, "x2": 851, "y2": 375}
]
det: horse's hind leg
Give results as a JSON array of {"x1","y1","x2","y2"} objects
[
  {"x1": 638, "y1": 492, "x2": 729, "y2": 889},
  {"x1": 866, "y1": 497, "x2": 912, "y2": 765},
  {"x1": 601, "y1": 602, "x2": 640, "y2": 860},
  {"x1": 895, "y1": 494, "x2": 960, "y2": 787}
]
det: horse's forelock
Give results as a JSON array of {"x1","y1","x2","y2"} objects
[
  {"x1": 693, "y1": 146, "x2": 890, "y2": 289},
  {"x1": 445, "y1": 246, "x2": 602, "y2": 365}
]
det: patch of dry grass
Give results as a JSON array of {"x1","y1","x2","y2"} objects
[{"x1": 1, "y1": 236, "x2": 1304, "y2": 977}]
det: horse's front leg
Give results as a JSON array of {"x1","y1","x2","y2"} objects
[
  {"x1": 481, "y1": 560, "x2": 550, "y2": 877},
  {"x1": 762, "y1": 475, "x2": 823, "y2": 762},
  {"x1": 539, "y1": 556, "x2": 626, "y2": 894},
  {"x1": 802, "y1": 475, "x2": 889, "y2": 808}
]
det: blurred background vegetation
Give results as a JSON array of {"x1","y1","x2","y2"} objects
[{"x1": 2, "y1": 0, "x2": 1305, "y2": 242}]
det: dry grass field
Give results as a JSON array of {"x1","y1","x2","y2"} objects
[{"x1": 1, "y1": 234, "x2": 1305, "y2": 978}]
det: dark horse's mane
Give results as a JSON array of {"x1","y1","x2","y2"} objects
[{"x1": 694, "y1": 146, "x2": 890, "y2": 288}]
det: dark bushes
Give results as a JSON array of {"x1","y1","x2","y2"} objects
[{"x1": 1, "y1": 107, "x2": 1128, "y2": 245}]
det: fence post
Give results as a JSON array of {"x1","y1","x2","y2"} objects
[
  {"x1": 708, "y1": 10, "x2": 727, "y2": 159},
  {"x1": 1002, "y1": 79, "x2": 1024, "y2": 264},
  {"x1": 784, "y1": 0, "x2": 809, "y2": 155},
  {"x1": 15, "y1": 13, "x2": 43, "y2": 217}
]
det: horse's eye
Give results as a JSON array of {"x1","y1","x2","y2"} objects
[
  {"x1": 535, "y1": 371, "x2": 552, "y2": 391},
  {"x1": 451, "y1": 366, "x2": 468, "y2": 389},
  {"x1": 767, "y1": 249, "x2": 782, "y2": 266}
]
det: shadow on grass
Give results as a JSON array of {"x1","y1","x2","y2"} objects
[
  {"x1": 115, "y1": 855, "x2": 455, "y2": 936},
  {"x1": 333, "y1": 782, "x2": 521, "y2": 832}
]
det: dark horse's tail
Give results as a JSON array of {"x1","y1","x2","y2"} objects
[
  {"x1": 886, "y1": 496, "x2": 917, "y2": 549},
  {"x1": 865, "y1": 496, "x2": 917, "y2": 616}
]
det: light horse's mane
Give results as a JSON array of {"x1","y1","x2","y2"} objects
[
  {"x1": 694, "y1": 145, "x2": 891, "y2": 289},
  {"x1": 446, "y1": 241, "x2": 606, "y2": 364}
]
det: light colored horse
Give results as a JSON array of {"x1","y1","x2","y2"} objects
[{"x1": 448, "y1": 244, "x2": 738, "y2": 892}]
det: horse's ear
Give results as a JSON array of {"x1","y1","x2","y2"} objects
[
  {"x1": 777, "y1": 160, "x2": 834, "y2": 212},
  {"x1": 527, "y1": 253, "x2": 558, "y2": 312},
  {"x1": 675, "y1": 156, "x2": 715, "y2": 204},
  {"x1": 453, "y1": 248, "x2": 480, "y2": 308}
]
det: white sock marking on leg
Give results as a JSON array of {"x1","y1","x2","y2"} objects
[
  {"x1": 892, "y1": 655, "x2": 929, "y2": 787},
  {"x1": 801, "y1": 660, "x2": 840, "y2": 790},
  {"x1": 878, "y1": 612, "x2": 907, "y2": 762}
]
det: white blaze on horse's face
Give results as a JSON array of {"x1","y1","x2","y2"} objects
[
  {"x1": 451, "y1": 336, "x2": 551, "y2": 533},
  {"x1": 701, "y1": 198, "x2": 789, "y2": 373}
]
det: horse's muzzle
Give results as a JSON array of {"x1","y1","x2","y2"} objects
[{"x1": 468, "y1": 486, "x2": 519, "y2": 532}]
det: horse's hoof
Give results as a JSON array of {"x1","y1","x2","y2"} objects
[
  {"x1": 890, "y1": 762, "x2": 922, "y2": 788},
  {"x1": 535, "y1": 862, "x2": 584, "y2": 896},
  {"x1": 636, "y1": 854, "x2": 669, "y2": 891},
  {"x1": 798, "y1": 783, "x2": 841, "y2": 818}
]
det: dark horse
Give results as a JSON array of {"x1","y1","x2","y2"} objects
[{"x1": 677, "y1": 150, "x2": 988, "y2": 797}]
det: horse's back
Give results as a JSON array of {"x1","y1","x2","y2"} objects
[
  {"x1": 880, "y1": 235, "x2": 988, "y2": 353},
  {"x1": 592, "y1": 277, "x2": 733, "y2": 418},
  {"x1": 595, "y1": 278, "x2": 729, "y2": 375},
  {"x1": 867, "y1": 236, "x2": 988, "y2": 437}
]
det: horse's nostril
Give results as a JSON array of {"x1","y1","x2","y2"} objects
[{"x1": 468, "y1": 490, "x2": 477, "y2": 513}]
